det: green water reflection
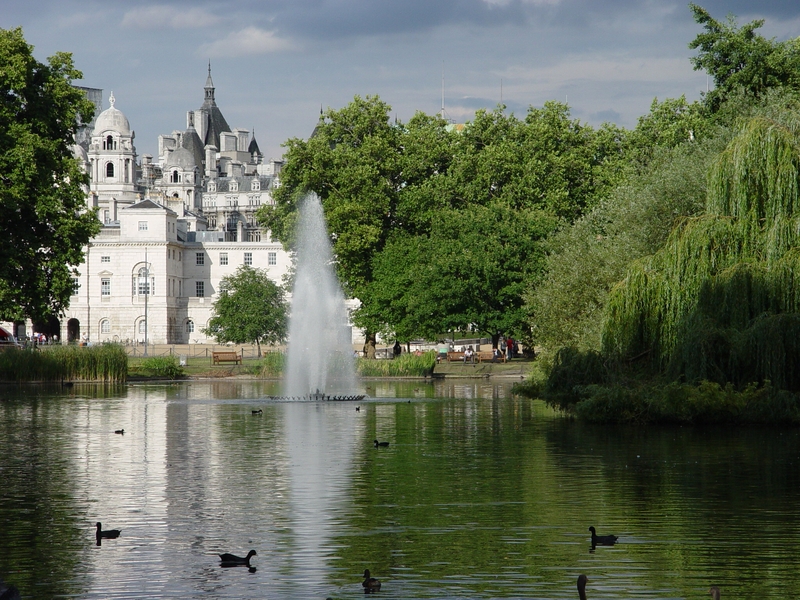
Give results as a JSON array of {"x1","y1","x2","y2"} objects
[{"x1": 0, "y1": 381, "x2": 798, "y2": 599}]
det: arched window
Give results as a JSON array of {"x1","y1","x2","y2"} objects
[
  {"x1": 106, "y1": 162, "x2": 114, "y2": 178},
  {"x1": 138, "y1": 320, "x2": 147, "y2": 334},
  {"x1": 171, "y1": 170, "x2": 179, "y2": 183},
  {"x1": 185, "y1": 319, "x2": 194, "y2": 334},
  {"x1": 133, "y1": 267, "x2": 153, "y2": 296},
  {"x1": 100, "y1": 319, "x2": 110, "y2": 333},
  {"x1": 104, "y1": 135, "x2": 113, "y2": 150}
]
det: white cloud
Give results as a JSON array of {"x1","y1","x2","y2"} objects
[
  {"x1": 122, "y1": 5, "x2": 219, "y2": 29},
  {"x1": 200, "y1": 27, "x2": 295, "y2": 57}
]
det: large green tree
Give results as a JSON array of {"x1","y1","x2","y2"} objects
[
  {"x1": 689, "y1": 4, "x2": 800, "y2": 111},
  {"x1": 261, "y1": 97, "x2": 625, "y2": 354},
  {"x1": 203, "y1": 266, "x2": 288, "y2": 356},
  {"x1": 0, "y1": 27, "x2": 99, "y2": 321}
]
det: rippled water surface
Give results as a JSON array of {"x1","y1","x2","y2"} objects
[{"x1": 2, "y1": 380, "x2": 800, "y2": 599}]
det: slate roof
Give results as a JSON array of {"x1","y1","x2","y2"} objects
[
  {"x1": 204, "y1": 175, "x2": 274, "y2": 193},
  {"x1": 182, "y1": 126, "x2": 205, "y2": 168}
]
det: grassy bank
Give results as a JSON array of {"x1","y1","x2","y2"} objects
[{"x1": 0, "y1": 344, "x2": 128, "y2": 382}]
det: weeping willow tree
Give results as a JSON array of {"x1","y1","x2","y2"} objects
[{"x1": 603, "y1": 115, "x2": 800, "y2": 390}]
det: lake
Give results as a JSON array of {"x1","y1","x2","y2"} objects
[{"x1": 1, "y1": 380, "x2": 799, "y2": 599}]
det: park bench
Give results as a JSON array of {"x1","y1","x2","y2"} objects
[
  {"x1": 476, "y1": 351, "x2": 506, "y2": 363},
  {"x1": 212, "y1": 351, "x2": 242, "y2": 365},
  {"x1": 446, "y1": 351, "x2": 465, "y2": 362}
]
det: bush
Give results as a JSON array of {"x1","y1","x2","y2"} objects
[{"x1": 139, "y1": 355, "x2": 183, "y2": 379}]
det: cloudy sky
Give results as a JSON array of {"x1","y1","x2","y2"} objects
[{"x1": 4, "y1": 1, "x2": 800, "y2": 161}]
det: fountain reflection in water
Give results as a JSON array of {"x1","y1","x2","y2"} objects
[{"x1": 284, "y1": 193, "x2": 359, "y2": 398}]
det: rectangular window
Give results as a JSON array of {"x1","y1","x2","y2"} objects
[
  {"x1": 268, "y1": 252, "x2": 276, "y2": 266},
  {"x1": 137, "y1": 277, "x2": 150, "y2": 296},
  {"x1": 244, "y1": 252, "x2": 252, "y2": 266},
  {"x1": 138, "y1": 221, "x2": 148, "y2": 231},
  {"x1": 101, "y1": 278, "x2": 111, "y2": 296},
  {"x1": 196, "y1": 281, "x2": 205, "y2": 297},
  {"x1": 220, "y1": 252, "x2": 228, "y2": 266},
  {"x1": 71, "y1": 277, "x2": 80, "y2": 295},
  {"x1": 103, "y1": 209, "x2": 110, "y2": 224},
  {"x1": 196, "y1": 252, "x2": 204, "y2": 266},
  {"x1": 101, "y1": 256, "x2": 110, "y2": 263}
]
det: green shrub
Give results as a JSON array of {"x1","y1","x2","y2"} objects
[
  {"x1": 357, "y1": 351, "x2": 436, "y2": 377},
  {"x1": 139, "y1": 355, "x2": 183, "y2": 379}
]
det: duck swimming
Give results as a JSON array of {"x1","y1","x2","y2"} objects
[
  {"x1": 96, "y1": 522, "x2": 121, "y2": 541},
  {"x1": 709, "y1": 586, "x2": 721, "y2": 600},
  {"x1": 362, "y1": 569, "x2": 381, "y2": 592},
  {"x1": 219, "y1": 549, "x2": 257, "y2": 566},
  {"x1": 588, "y1": 526, "x2": 617, "y2": 546},
  {"x1": 577, "y1": 574, "x2": 587, "y2": 600},
  {"x1": 374, "y1": 439, "x2": 389, "y2": 448}
]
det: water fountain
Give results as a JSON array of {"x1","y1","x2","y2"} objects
[{"x1": 277, "y1": 194, "x2": 363, "y2": 401}]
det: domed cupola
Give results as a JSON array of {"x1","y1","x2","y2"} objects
[{"x1": 93, "y1": 92, "x2": 131, "y2": 136}]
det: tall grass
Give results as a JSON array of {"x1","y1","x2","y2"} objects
[
  {"x1": 139, "y1": 355, "x2": 184, "y2": 379},
  {"x1": 356, "y1": 351, "x2": 436, "y2": 377},
  {"x1": 254, "y1": 351, "x2": 286, "y2": 377},
  {"x1": 0, "y1": 344, "x2": 127, "y2": 382}
]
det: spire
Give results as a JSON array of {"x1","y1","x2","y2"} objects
[
  {"x1": 204, "y1": 61, "x2": 215, "y2": 107},
  {"x1": 109, "y1": 91, "x2": 116, "y2": 108}
]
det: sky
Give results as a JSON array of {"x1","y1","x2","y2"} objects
[{"x1": 4, "y1": 1, "x2": 800, "y2": 162}]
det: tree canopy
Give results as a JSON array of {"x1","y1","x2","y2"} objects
[
  {"x1": 260, "y1": 97, "x2": 625, "y2": 353},
  {"x1": 203, "y1": 266, "x2": 288, "y2": 355},
  {"x1": 688, "y1": 3, "x2": 800, "y2": 110},
  {"x1": 0, "y1": 27, "x2": 99, "y2": 322}
]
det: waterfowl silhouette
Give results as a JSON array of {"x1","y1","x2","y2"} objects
[
  {"x1": 374, "y1": 439, "x2": 389, "y2": 448},
  {"x1": 709, "y1": 586, "x2": 721, "y2": 600},
  {"x1": 218, "y1": 549, "x2": 257, "y2": 566},
  {"x1": 95, "y1": 522, "x2": 121, "y2": 544},
  {"x1": 114, "y1": 429, "x2": 124, "y2": 434},
  {"x1": 362, "y1": 569, "x2": 381, "y2": 592},
  {"x1": 356, "y1": 406, "x2": 360, "y2": 412},
  {"x1": 588, "y1": 526, "x2": 617, "y2": 546},
  {"x1": 0, "y1": 577, "x2": 21, "y2": 600},
  {"x1": 252, "y1": 409, "x2": 263, "y2": 415},
  {"x1": 577, "y1": 574, "x2": 587, "y2": 600}
]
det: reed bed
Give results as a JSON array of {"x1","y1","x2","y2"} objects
[
  {"x1": 138, "y1": 356, "x2": 184, "y2": 379},
  {"x1": 0, "y1": 344, "x2": 127, "y2": 382},
  {"x1": 254, "y1": 351, "x2": 286, "y2": 377},
  {"x1": 356, "y1": 351, "x2": 436, "y2": 377}
]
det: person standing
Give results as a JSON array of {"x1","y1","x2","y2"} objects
[
  {"x1": 393, "y1": 340, "x2": 401, "y2": 358},
  {"x1": 506, "y1": 336, "x2": 514, "y2": 361}
]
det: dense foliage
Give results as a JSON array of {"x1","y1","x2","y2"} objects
[
  {"x1": 203, "y1": 266, "x2": 288, "y2": 356},
  {"x1": 0, "y1": 28, "x2": 99, "y2": 322},
  {"x1": 261, "y1": 99, "x2": 625, "y2": 353}
]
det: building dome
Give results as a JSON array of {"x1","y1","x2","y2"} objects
[
  {"x1": 165, "y1": 146, "x2": 196, "y2": 169},
  {"x1": 93, "y1": 92, "x2": 131, "y2": 135}
]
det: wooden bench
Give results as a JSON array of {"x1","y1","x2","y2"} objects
[
  {"x1": 476, "y1": 351, "x2": 506, "y2": 363},
  {"x1": 212, "y1": 351, "x2": 242, "y2": 365},
  {"x1": 446, "y1": 351, "x2": 465, "y2": 362}
]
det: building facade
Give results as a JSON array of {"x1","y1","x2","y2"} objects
[{"x1": 54, "y1": 69, "x2": 293, "y2": 345}]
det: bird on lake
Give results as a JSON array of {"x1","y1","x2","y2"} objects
[
  {"x1": 709, "y1": 586, "x2": 721, "y2": 600},
  {"x1": 588, "y1": 526, "x2": 618, "y2": 546},
  {"x1": 114, "y1": 429, "x2": 124, "y2": 434},
  {"x1": 95, "y1": 522, "x2": 121, "y2": 542},
  {"x1": 218, "y1": 549, "x2": 257, "y2": 566},
  {"x1": 374, "y1": 439, "x2": 389, "y2": 448},
  {"x1": 362, "y1": 569, "x2": 381, "y2": 592},
  {"x1": 252, "y1": 409, "x2": 262, "y2": 415},
  {"x1": 356, "y1": 406, "x2": 360, "y2": 412},
  {"x1": 577, "y1": 574, "x2": 588, "y2": 600}
]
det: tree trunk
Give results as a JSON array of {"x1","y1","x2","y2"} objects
[
  {"x1": 256, "y1": 339, "x2": 261, "y2": 358},
  {"x1": 491, "y1": 332, "x2": 501, "y2": 349},
  {"x1": 363, "y1": 332, "x2": 377, "y2": 359}
]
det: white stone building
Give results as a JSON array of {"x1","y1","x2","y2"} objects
[{"x1": 49, "y1": 69, "x2": 293, "y2": 345}]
